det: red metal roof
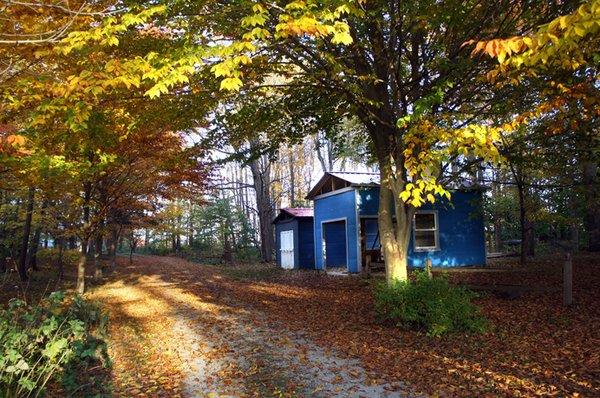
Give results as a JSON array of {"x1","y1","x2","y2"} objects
[{"x1": 282, "y1": 207, "x2": 314, "y2": 218}]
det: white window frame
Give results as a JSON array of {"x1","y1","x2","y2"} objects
[{"x1": 413, "y1": 210, "x2": 440, "y2": 252}]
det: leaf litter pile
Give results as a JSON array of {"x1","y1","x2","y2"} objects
[{"x1": 92, "y1": 255, "x2": 599, "y2": 397}]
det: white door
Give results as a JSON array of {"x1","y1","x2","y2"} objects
[{"x1": 280, "y1": 230, "x2": 294, "y2": 269}]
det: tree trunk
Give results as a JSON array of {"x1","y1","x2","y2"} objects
[
  {"x1": 525, "y1": 219, "x2": 535, "y2": 256},
  {"x1": 570, "y1": 223, "x2": 580, "y2": 253},
  {"x1": 28, "y1": 226, "x2": 41, "y2": 271},
  {"x1": 582, "y1": 161, "x2": 599, "y2": 251},
  {"x1": 77, "y1": 183, "x2": 91, "y2": 294},
  {"x1": 289, "y1": 148, "x2": 296, "y2": 206},
  {"x1": 18, "y1": 186, "x2": 35, "y2": 282},
  {"x1": 28, "y1": 200, "x2": 47, "y2": 271},
  {"x1": 492, "y1": 171, "x2": 504, "y2": 252},
  {"x1": 93, "y1": 232, "x2": 103, "y2": 279},
  {"x1": 515, "y1": 178, "x2": 536, "y2": 265},
  {"x1": 222, "y1": 228, "x2": 233, "y2": 264},
  {"x1": 378, "y1": 160, "x2": 413, "y2": 283},
  {"x1": 77, "y1": 239, "x2": 88, "y2": 294},
  {"x1": 57, "y1": 238, "x2": 64, "y2": 280},
  {"x1": 109, "y1": 225, "x2": 118, "y2": 268},
  {"x1": 188, "y1": 200, "x2": 194, "y2": 247},
  {"x1": 249, "y1": 152, "x2": 275, "y2": 262}
]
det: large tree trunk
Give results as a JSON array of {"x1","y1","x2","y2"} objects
[
  {"x1": 377, "y1": 147, "x2": 414, "y2": 284},
  {"x1": 18, "y1": 186, "x2": 35, "y2": 282},
  {"x1": 582, "y1": 161, "x2": 599, "y2": 251},
  {"x1": 249, "y1": 151, "x2": 275, "y2": 262}
]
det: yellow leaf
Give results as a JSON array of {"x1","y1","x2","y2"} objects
[
  {"x1": 220, "y1": 77, "x2": 243, "y2": 91},
  {"x1": 331, "y1": 31, "x2": 353, "y2": 45}
]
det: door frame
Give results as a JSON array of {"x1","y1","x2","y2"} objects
[
  {"x1": 279, "y1": 229, "x2": 295, "y2": 269},
  {"x1": 320, "y1": 217, "x2": 348, "y2": 271}
]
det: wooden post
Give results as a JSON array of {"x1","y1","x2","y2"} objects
[
  {"x1": 425, "y1": 258, "x2": 432, "y2": 278},
  {"x1": 364, "y1": 253, "x2": 372, "y2": 277},
  {"x1": 563, "y1": 252, "x2": 573, "y2": 306}
]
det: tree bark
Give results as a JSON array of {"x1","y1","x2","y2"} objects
[
  {"x1": 582, "y1": 161, "x2": 599, "y2": 251},
  {"x1": 492, "y1": 170, "x2": 504, "y2": 252},
  {"x1": 28, "y1": 200, "x2": 47, "y2": 271},
  {"x1": 249, "y1": 150, "x2": 275, "y2": 262},
  {"x1": 222, "y1": 227, "x2": 233, "y2": 264},
  {"x1": 18, "y1": 186, "x2": 35, "y2": 282},
  {"x1": 93, "y1": 231, "x2": 103, "y2": 279},
  {"x1": 77, "y1": 183, "x2": 91, "y2": 294},
  {"x1": 57, "y1": 237, "x2": 64, "y2": 280},
  {"x1": 109, "y1": 225, "x2": 119, "y2": 268},
  {"x1": 378, "y1": 163, "x2": 413, "y2": 283},
  {"x1": 289, "y1": 148, "x2": 296, "y2": 206},
  {"x1": 77, "y1": 239, "x2": 88, "y2": 294}
]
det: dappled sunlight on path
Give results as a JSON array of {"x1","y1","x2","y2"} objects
[{"x1": 90, "y1": 255, "x2": 415, "y2": 398}]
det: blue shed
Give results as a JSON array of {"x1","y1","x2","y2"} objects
[
  {"x1": 273, "y1": 208, "x2": 315, "y2": 269},
  {"x1": 306, "y1": 172, "x2": 487, "y2": 273}
]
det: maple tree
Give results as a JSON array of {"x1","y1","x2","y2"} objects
[
  {"x1": 189, "y1": 0, "x2": 566, "y2": 282},
  {"x1": 0, "y1": 7, "x2": 213, "y2": 289}
]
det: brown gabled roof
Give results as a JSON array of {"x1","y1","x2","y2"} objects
[{"x1": 306, "y1": 171, "x2": 379, "y2": 199}]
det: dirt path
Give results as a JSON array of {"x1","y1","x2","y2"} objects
[{"x1": 91, "y1": 255, "x2": 414, "y2": 398}]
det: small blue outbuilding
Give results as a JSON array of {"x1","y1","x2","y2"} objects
[
  {"x1": 273, "y1": 208, "x2": 315, "y2": 269},
  {"x1": 274, "y1": 171, "x2": 487, "y2": 272}
]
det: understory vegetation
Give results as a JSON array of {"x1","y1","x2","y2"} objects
[
  {"x1": 0, "y1": 292, "x2": 110, "y2": 397},
  {"x1": 374, "y1": 272, "x2": 487, "y2": 337}
]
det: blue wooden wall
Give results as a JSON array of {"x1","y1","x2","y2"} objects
[
  {"x1": 297, "y1": 218, "x2": 315, "y2": 269},
  {"x1": 356, "y1": 187, "x2": 380, "y2": 216},
  {"x1": 274, "y1": 217, "x2": 315, "y2": 269},
  {"x1": 408, "y1": 191, "x2": 486, "y2": 267},
  {"x1": 314, "y1": 187, "x2": 486, "y2": 271},
  {"x1": 313, "y1": 189, "x2": 360, "y2": 272}
]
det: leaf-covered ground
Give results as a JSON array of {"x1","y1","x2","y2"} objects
[
  {"x1": 90, "y1": 256, "x2": 416, "y2": 397},
  {"x1": 88, "y1": 254, "x2": 599, "y2": 398}
]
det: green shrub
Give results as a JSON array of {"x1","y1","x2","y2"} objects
[
  {"x1": 36, "y1": 248, "x2": 80, "y2": 269},
  {"x1": 0, "y1": 292, "x2": 110, "y2": 397},
  {"x1": 374, "y1": 271, "x2": 487, "y2": 337}
]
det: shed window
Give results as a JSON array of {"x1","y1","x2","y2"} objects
[{"x1": 413, "y1": 212, "x2": 439, "y2": 251}]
